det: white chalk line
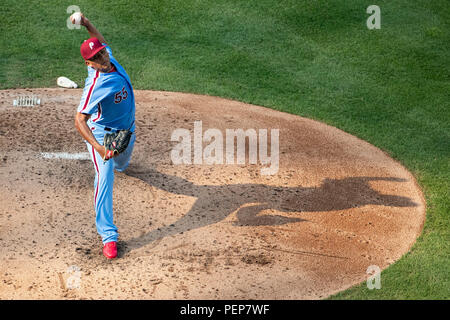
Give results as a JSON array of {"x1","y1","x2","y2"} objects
[{"x1": 40, "y1": 152, "x2": 91, "y2": 160}]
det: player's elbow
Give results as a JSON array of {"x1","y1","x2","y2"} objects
[
  {"x1": 74, "y1": 113, "x2": 81, "y2": 130},
  {"x1": 74, "y1": 112, "x2": 87, "y2": 130}
]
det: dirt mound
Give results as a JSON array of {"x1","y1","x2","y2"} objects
[{"x1": 0, "y1": 88, "x2": 425, "y2": 299}]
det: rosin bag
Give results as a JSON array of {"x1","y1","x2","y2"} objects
[{"x1": 57, "y1": 76, "x2": 78, "y2": 88}]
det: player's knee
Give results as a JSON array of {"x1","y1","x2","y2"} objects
[
  {"x1": 113, "y1": 154, "x2": 132, "y2": 172},
  {"x1": 115, "y1": 163, "x2": 129, "y2": 172}
]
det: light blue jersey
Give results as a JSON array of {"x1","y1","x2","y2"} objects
[
  {"x1": 77, "y1": 45, "x2": 135, "y2": 132},
  {"x1": 77, "y1": 44, "x2": 136, "y2": 245}
]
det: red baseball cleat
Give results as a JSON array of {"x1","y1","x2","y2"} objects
[{"x1": 103, "y1": 241, "x2": 117, "y2": 259}]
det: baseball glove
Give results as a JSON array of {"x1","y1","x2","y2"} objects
[{"x1": 103, "y1": 130, "x2": 132, "y2": 161}]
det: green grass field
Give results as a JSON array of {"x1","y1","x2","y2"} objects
[{"x1": 1, "y1": 0, "x2": 449, "y2": 299}]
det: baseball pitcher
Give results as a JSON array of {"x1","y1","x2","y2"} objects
[{"x1": 73, "y1": 13, "x2": 136, "y2": 259}]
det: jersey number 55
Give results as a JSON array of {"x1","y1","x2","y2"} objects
[{"x1": 114, "y1": 87, "x2": 128, "y2": 104}]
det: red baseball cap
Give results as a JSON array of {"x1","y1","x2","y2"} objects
[{"x1": 80, "y1": 37, "x2": 106, "y2": 60}]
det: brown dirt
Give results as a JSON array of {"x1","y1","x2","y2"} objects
[{"x1": 0, "y1": 88, "x2": 425, "y2": 299}]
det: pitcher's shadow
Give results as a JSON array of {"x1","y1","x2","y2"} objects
[{"x1": 121, "y1": 165, "x2": 417, "y2": 255}]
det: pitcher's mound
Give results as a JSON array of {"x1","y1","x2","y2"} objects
[{"x1": 0, "y1": 88, "x2": 425, "y2": 299}]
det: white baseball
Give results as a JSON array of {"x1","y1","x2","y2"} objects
[{"x1": 71, "y1": 12, "x2": 82, "y2": 25}]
